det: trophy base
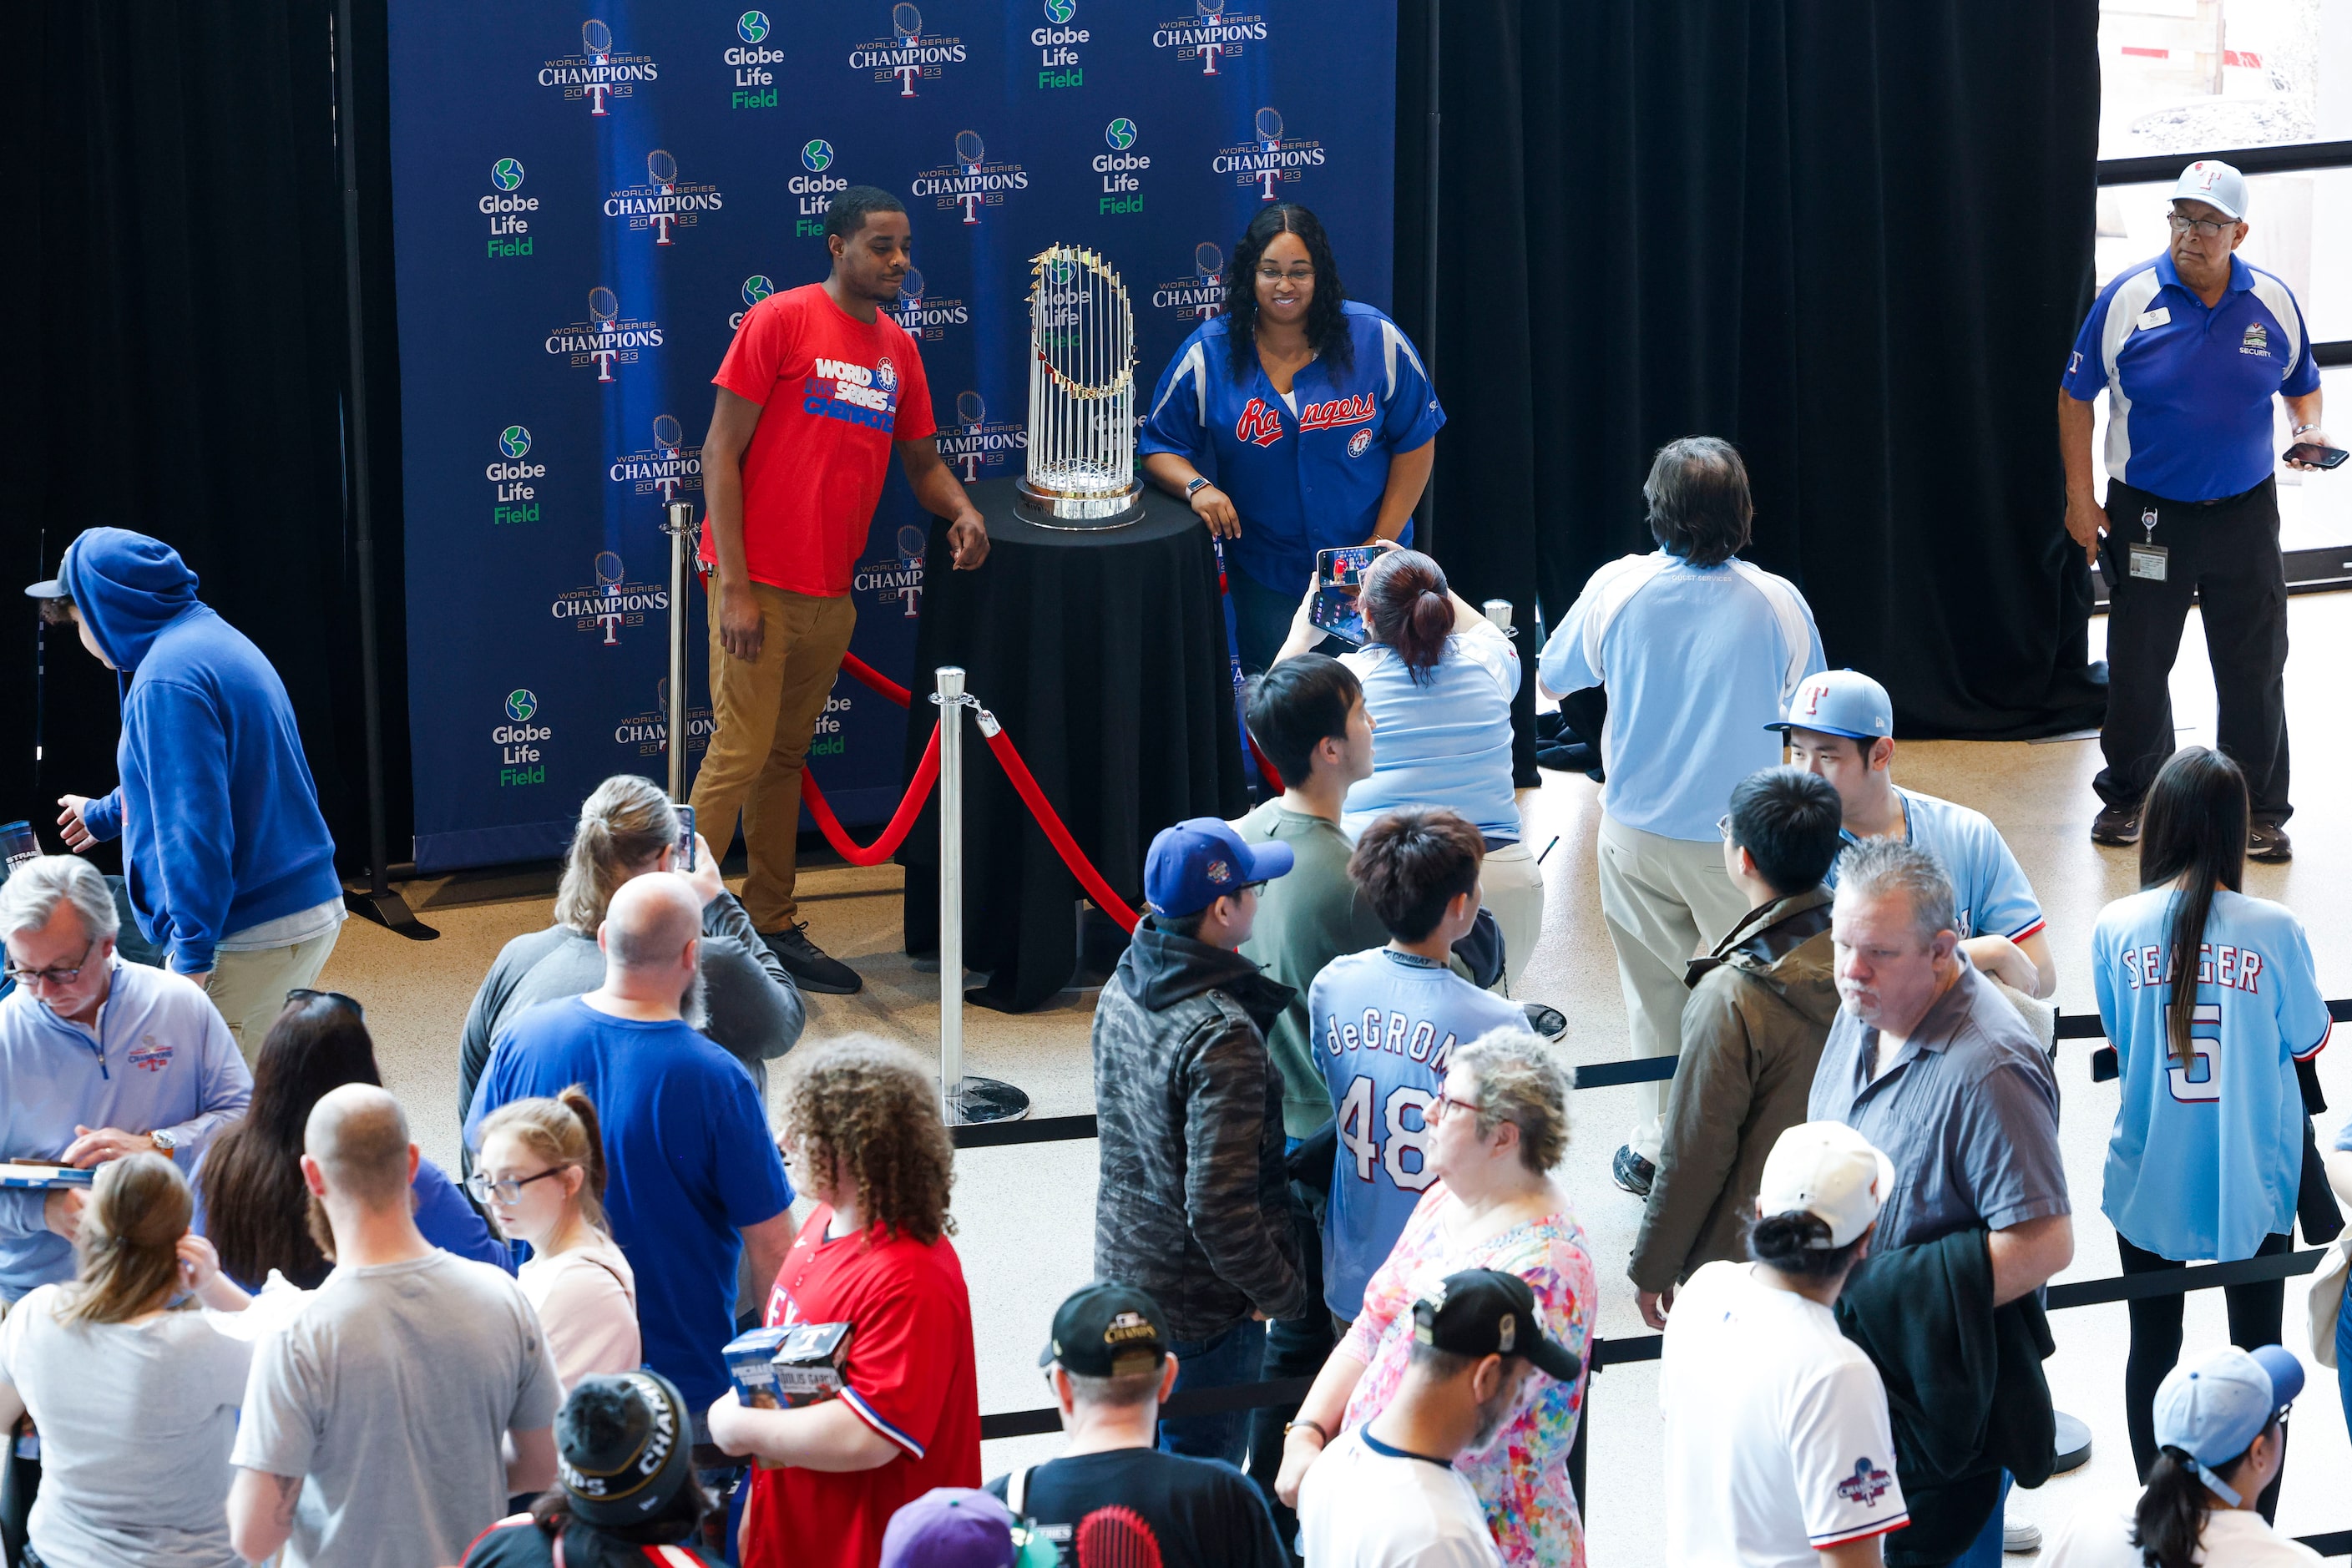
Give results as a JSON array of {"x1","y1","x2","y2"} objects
[{"x1": 1015, "y1": 477, "x2": 1146, "y2": 531}]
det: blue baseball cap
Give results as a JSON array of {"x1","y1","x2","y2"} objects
[
  {"x1": 2154, "y1": 1343, "x2": 2304, "y2": 1505},
  {"x1": 1143, "y1": 817, "x2": 1293, "y2": 919},
  {"x1": 1768, "y1": 669, "x2": 1893, "y2": 745}
]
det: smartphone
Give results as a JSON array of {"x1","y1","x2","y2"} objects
[
  {"x1": 2284, "y1": 442, "x2": 2349, "y2": 469},
  {"x1": 1310, "y1": 545, "x2": 1379, "y2": 646},
  {"x1": 676, "y1": 803, "x2": 697, "y2": 873}
]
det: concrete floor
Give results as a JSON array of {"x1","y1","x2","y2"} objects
[{"x1": 327, "y1": 591, "x2": 2352, "y2": 1559}]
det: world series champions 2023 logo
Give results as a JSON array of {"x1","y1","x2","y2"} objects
[
  {"x1": 850, "y1": 3, "x2": 965, "y2": 97},
  {"x1": 885, "y1": 268, "x2": 968, "y2": 341},
  {"x1": 551, "y1": 552, "x2": 670, "y2": 645},
  {"x1": 911, "y1": 130, "x2": 1027, "y2": 225},
  {"x1": 613, "y1": 679, "x2": 712, "y2": 759},
  {"x1": 1213, "y1": 108, "x2": 1324, "y2": 200},
  {"x1": 1151, "y1": 0, "x2": 1266, "y2": 74},
  {"x1": 606, "y1": 150, "x2": 723, "y2": 246},
  {"x1": 853, "y1": 525, "x2": 932, "y2": 619},
  {"x1": 609, "y1": 415, "x2": 701, "y2": 506},
  {"x1": 539, "y1": 19, "x2": 658, "y2": 115},
  {"x1": 933, "y1": 392, "x2": 1024, "y2": 484},
  {"x1": 545, "y1": 288, "x2": 664, "y2": 382},
  {"x1": 1153, "y1": 241, "x2": 1226, "y2": 321}
]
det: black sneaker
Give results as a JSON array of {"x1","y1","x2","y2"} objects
[
  {"x1": 1611, "y1": 1144, "x2": 1656, "y2": 1197},
  {"x1": 2248, "y1": 821, "x2": 2294, "y2": 862},
  {"x1": 761, "y1": 923, "x2": 862, "y2": 994},
  {"x1": 1522, "y1": 1002, "x2": 1568, "y2": 1041},
  {"x1": 2090, "y1": 802, "x2": 2142, "y2": 847}
]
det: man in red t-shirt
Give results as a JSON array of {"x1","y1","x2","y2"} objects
[
  {"x1": 706, "y1": 1038, "x2": 980, "y2": 1568},
  {"x1": 692, "y1": 186, "x2": 988, "y2": 995}
]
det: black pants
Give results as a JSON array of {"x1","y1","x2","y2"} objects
[
  {"x1": 1247, "y1": 1177, "x2": 1332, "y2": 1561},
  {"x1": 2117, "y1": 1231, "x2": 2290, "y2": 1520},
  {"x1": 2095, "y1": 478, "x2": 2290, "y2": 822}
]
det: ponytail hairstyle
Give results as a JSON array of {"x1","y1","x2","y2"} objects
[
  {"x1": 59, "y1": 1153, "x2": 192, "y2": 1327},
  {"x1": 555, "y1": 776, "x2": 681, "y2": 935},
  {"x1": 1221, "y1": 203, "x2": 1353, "y2": 382},
  {"x1": 1358, "y1": 549, "x2": 1454, "y2": 686},
  {"x1": 2130, "y1": 1435, "x2": 2269, "y2": 1568},
  {"x1": 2136, "y1": 746, "x2": 2247, "y2": 1075},
  {"x1": 1743, "y1": 1208, "x2": 1869, "y2": 1282},
  {"x1": 478, "y1": 1086, "x2": 612, "y2": 1237}
]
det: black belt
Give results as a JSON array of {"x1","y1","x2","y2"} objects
[{"x1": 2119, "y1": 477, "x2": 2269, "y2": 510}]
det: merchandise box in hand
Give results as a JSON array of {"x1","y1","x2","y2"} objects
[
  {"x1": 725, "y1": 1323, "x2": 853, "y2": 1469},
  {"x1": 0, "y1": 1164, "x2": 94, "y2": 1190}
]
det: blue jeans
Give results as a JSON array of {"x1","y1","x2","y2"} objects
[
  {"x1": 1161, "y1": 1319, "x2": 1268, "y2": 1466},
  {"x1": 1949, "y1": 1470, "x2": 2013, "y2": 1568},
  {"x1": 1227, "y1": 568, "x2": 1301, "y2": 675}
]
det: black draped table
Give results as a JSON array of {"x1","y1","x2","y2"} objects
[{"x1": 897, "y1": 478, "x2": 1246, "y2": 1011}]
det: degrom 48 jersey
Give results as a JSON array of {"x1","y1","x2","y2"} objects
[
  {"x1": 2093, "y1": 888, "x2": 2330, "y2": 1262},
  {"x1": 1308, "y1": 948, "x2": 1524, "y2": 1319},
  {"x1": 1825, "y1": 787, "x2": 2046, "y2": 943}
]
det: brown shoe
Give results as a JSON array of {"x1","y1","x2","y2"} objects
[
  {"x1": 2091, "y1": 802, "x2": 2142, "y2": 847},
  {"x1": 2248, "y1": 822, "x2": 2294, "y2": 862}
]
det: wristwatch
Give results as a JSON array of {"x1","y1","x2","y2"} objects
[
  {"x1": 2294, "y1": 423, "x2": 2320, "y2": 436},
  {"x1": 150, "y1": 1129, "x2": 179, "y2": 1155},
  {"x1": 1184, "y1": 475, "x2": 1214, "y2": 498}
]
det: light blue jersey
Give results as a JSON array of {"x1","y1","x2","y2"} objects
[
  {"x1": 1339, "y1": 620, "x2": 1522, "y2": 842},
  {"x1": 2094, "y1": 888, "x2": 2330, "y2": 1262},
  {"x1": 1309, "y1": 948, "x2": 1525, "y2": 1318},
  {"x1": 1540, "y1": 551, "x2": 1824, "y2": 842},
  {"x1": 1827, "y1": 787, "x2": 2046, "y2": 942}
]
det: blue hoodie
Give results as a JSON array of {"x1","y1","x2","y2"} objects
[{"x1": 63, "y1": 529, "x2": 342, "y2": 974}]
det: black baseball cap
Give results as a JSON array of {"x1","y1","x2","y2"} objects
[
  {"x1": 1039, "y1": 1282, "x2": 1171, "y2": 1378},
  {"x1": 1412, "y1": 1269, "x2": 1581, "y2": 1383}
]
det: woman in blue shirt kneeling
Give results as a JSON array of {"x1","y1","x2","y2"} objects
[
  {"x1": 2092, "y1": 745, "x2": 2328, "y2": 1515},
  {"x1": 1140, "y1": 202, "x2": 1443, "y2": 672}
]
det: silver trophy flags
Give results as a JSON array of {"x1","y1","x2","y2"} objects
[{"x1": 1014, "y1": 244, "x2": 1145, "y2": 529}]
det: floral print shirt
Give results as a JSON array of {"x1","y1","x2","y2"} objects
[{"x1": 1338, "y1": 1183, "x2": 1596, "y2": 1567}]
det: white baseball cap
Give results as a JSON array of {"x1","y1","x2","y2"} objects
[
  {"x1": 2172, "y1": 160, "x2": 2248, "y2": 222},
  {"x1": 1755, "y1": 1122, "x2": 1896, "y2": 1248}
]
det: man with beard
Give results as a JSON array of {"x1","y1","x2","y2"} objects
[
  {"x1": 1296, "y1": 1270, "x2": 1580, "y2": 1567},
  {"x1": 468, "y1": 874, "x2": 797, "y2": 1443}
]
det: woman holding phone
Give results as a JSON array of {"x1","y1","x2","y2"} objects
[{"x1": 1141, "y1": 202, "x2": 1444, "y2": 671}]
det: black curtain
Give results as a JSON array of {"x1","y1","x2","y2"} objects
[
  {"x1": 1395, "y1": 0, "x2": 2107, "y2": 766},
  {"x1": 3, "y1": 0, "x2": 407, "y2": 872}
]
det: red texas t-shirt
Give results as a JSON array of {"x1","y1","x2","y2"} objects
[
  {"x1": 701, "y1": 283, "x2": 937, "y2": 598},
  {"x1": 739, "y1": 1206, "x2": 981, "y2": 1568}
]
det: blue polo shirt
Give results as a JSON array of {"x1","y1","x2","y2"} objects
[
  {"x1": 1139, "y1": 301, "x2": 1444, "y2": 594},
  {"x1": 1539, "y1": 552, "x2": 1825, "y2": 842},
  {"x1": 2061, "y1": 252, "x2": 2319, "y2": 503}
]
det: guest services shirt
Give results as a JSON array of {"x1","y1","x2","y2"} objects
[{"x1": 701, "y1": 283, "x2": 937, "y2": 596}]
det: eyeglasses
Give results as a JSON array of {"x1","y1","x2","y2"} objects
[
  {"x1": 1717, "y1": 813, "x2": 1735, "y2": 842},
  {"x1": 3, "y1": 938, "x2": 99, "y2": 989},
  {"x1": 1255, "y1": 266, "x2": 1315, "y2": 283},
  {"x1": 1425, "y1": 1091, "x2": 1488, "y2": 1124},
  {"x1": 287, "y1": 988, "x2": 365, "y2": 1019},
  {"x1": 464, "y1": 1166, "x2": 568, "y2": 1205},
  {"x1": 2167, "y1": 212, "x2": 2235, "y2": 239}
]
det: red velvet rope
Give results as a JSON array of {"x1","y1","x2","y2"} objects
[
  {"x1": 838, "y1": 651, "x2": 913, "y2": 708},
  {"x1": 798, "y1": 723, "x2": 941, "y2": 867}
]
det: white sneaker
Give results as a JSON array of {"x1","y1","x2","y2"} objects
[{"x1": 2003, "y1": 1520, "x2": 2041, "y2": 1555}]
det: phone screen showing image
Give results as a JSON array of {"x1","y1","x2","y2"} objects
[
  {"x1": 1311, "y1": 546, "x2": 1378, "y2": 646},
  {"x1": 676, "y1": 803, "x2": 697, "y2": 873}
]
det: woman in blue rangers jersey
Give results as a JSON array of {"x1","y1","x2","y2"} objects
[
  {"x1": 1140, "y1": 203, "x2": 1444, "y2": 671},
  {"x1": 2092, "y1": 746, "x2": 2328, "y2": 1505}
]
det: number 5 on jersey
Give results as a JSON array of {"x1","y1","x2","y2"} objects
[
  {"x1": 2167, "y1": 1002, "x2": 2223, "y2": 1103},
  {"x1": 1337, "y1": 1077, "x2": 1439, "y2": 1190}
]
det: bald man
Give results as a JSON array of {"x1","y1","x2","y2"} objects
[
  {"x1": 468, "y1": 872, "x2": 799, "y2": 1436},
  {"x1": 229, "y1": 1085, "x2": 560, "y2": 1568}
]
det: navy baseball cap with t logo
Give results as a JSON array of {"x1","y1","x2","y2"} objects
[{"x1": 1143, "y1": 817, "x2": 1292, "y2": 919}]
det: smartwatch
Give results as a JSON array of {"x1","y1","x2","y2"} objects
[{"x1": 1184, "y1": 476, "x2": 1214, "y2": 498}]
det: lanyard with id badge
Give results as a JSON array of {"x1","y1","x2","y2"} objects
[{"x1": 2127, "y1": 506, "x2": 2168, "y2": 582}]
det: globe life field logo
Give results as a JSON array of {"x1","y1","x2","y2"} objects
[
  {"x1": 496, "y1": 690, "x2": 550, "y2": 788},
  {"x1": 1034, "y1": 0, "x2": 1086, "y2": 88},
  {"x1": 852, "y1": 3, "x2": 966, "y2": 97},
  {"x1": 1152, "y1": 0, "x2": 1266, "y2": 74},
  {"x1": 912, "y1": 129, "x2": 1027, "y2": 225},
  {"x1": 727, "y1": 8, "x2": 782, "y2": 108},
  {"x1": 792, "y1": 139, "x2": 846, "y2": 235},
  {"x1": 607, "y1": 149, "x2": 723, "y2": 246},
  {"x1": 539, "y1": 18, "x2": 658, "y2": 115},
  {"x1": 488, "y1": 425, "x2": 546, "y2": 525},
  {"x1": 1097, "y1": 117, "x2": 1147, "y2": 215},
  {"x1": 731, "y1": 274, "x2": 775, "y2": 331},
  {"x1": 482, "y1": 158, "x2": 537, "y2": 259},
  {"x1": 1215, "y1": 106, "x2": 1324, "y2": 200}
]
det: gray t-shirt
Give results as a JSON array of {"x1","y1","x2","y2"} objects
[
  {"x1": 0, "y1": 1287, "x2": 252, "y2": 1568},
  {"x1": 230, "y1": 1251, "x2": 562, "y2": 1568}
]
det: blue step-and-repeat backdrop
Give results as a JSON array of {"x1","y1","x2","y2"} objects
[{"x1": 387, "y1": 2, "x2": 1397, "y2": 872}]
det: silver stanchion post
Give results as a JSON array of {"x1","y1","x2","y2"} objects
[
  {"x1": 664, "y1": 502, "x2": 695, "y2": 802},
  {"x1": 931, "y1": 665, "x2": 1029, "y2": 1126}
]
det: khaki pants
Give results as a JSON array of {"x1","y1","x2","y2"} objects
[
  {"x1": 689, "y1": 583, "x2": 858, "y2": 932},
  {"x1": 1596, "y1": 812, "x2": 1750, "y2": 1161},
  {"x1": 1479, "y1": 840, "x2": 1545, "y2": 997},
  {"x1": 205, "y1": 926, "x2": 341, "y2": 1062}
]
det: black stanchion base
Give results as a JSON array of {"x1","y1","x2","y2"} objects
[
  {"x1": 2052, "y1": 1409, "x2": 2092, "y2": 1474},
  {"x1": 343, "y1": 885, "x2": 439, "y2": 941},
  {"x1": 948, "y1": 1076, "x2": 1030, "y2": 1126}
]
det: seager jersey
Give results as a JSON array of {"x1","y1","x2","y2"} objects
[
  {"x1": 2093, "y1": 888, "x2": 2330, "y2": 1262},
  {"x1": 1308, "y1": 948, "x2": 1525, "y2": 1319},
  {"x1": 1825, "y1": 787, "x2": 2046, "y2": 943}
]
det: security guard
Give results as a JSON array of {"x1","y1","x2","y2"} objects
[{"x1": 2059, "y1": 159, "x2": 2333, "y2": 861}]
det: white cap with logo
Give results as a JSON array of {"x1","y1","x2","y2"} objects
[
  {"x1": 1755, "y1": 1121, "x2": 1897, "y2": 1248},
  {"x1": 2172, "y1": 160, "x2": 2248, "y2": 222}
]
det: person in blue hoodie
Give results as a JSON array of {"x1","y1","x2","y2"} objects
[{"x1": 28, "y1": 528, "x2": 346, "y2": 1057}]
